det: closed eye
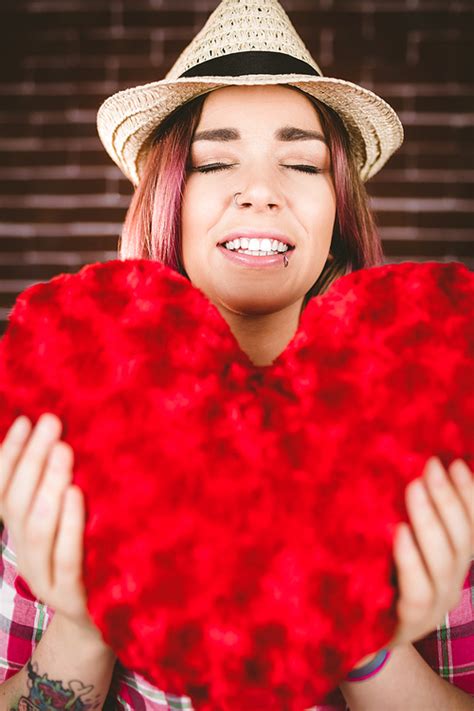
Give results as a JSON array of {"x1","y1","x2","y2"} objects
[
  {"x1": 190, "y1": 163, "x2": 237, "y2": 173},
  {"x1": 190, "y1": 163, "x2": 323, "y2": 175},
  {"x1": 288, "y1": 165, "x2": 324, "y2": 174}
]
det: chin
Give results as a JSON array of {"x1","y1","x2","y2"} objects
[{"x1": 216, "y1": 290, "x2": 299, "y2": 317}]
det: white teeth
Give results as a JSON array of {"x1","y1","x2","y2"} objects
[{"x1": 223, "y1": 237, "x2": 290, "y2": 253}]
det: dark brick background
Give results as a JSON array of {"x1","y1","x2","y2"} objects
[{"x1": 0, "y1": 0, "x2": 472, "y2": 333}]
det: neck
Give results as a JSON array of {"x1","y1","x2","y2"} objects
[{"x1": 217, "y1": 300, "x2": 304, "y2": 367}]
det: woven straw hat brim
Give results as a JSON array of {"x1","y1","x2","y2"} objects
[{"x1": 97, "y1": 74, "x2": 403, "y2": 186}]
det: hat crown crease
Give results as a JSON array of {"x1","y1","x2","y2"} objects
[{"x1": 167, "y1": 0, "x2": 322, "y2": 80}]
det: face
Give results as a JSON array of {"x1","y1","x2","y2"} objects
[{"x1": 181, "y1": 85, "x2": 336, "y2": 316}]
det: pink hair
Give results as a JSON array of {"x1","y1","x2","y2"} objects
[{"x1": 120, "y1": 88, "x2": 383, "y2": 300}]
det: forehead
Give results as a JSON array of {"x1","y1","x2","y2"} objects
[{"x1": 196, "y1": 85, "x2": 324, "y2": 133}]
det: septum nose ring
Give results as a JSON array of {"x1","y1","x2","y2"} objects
[{"x1": 233, "y1": 192, "x2": 242, "y2": 206}]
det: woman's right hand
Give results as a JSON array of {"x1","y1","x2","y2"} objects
[{"x1": 0, "y1": 413, "x2": 97, "y2": 635}]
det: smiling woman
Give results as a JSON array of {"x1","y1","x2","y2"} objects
[
  {"x1": 183, "y1": 86, "x2": 337, "y2": 364},
  {"x1": 0, "y1": 1, "x2": 473, "y2": 711},
  {"x1": 120, "y1": 84, "x2": 382, "y2": 366}
]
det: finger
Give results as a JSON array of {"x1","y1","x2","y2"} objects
[
  {"x1": 393, "y1": 521, "x2": 435, "y2": 626},
  {"x1": 22, "y1": 442, "x2": 74, "y2": 596},
  {"x1": 0, "y1": 416, "x2": 32, "y2": 499},
  {"x1": 405, "y1": 473, "x2": 454, "y2": 596},
  {"x1": 448, "y1": 460, "x2": 474, "y2": 544},
  {"x1": 53, "y1": 485, "x2": 85, "y2": 594},
  {"x1": 424, "y1": 457, "x2": 472, "y2": 569},
  {"x1": 4, "y1": 413, "x2": 62, "y2": 530}
]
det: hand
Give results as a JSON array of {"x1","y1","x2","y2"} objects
[
  {"x1": 0, "y1": 413, "x2": 97, "y2": 635},
  {"x1": 350, "y1": 456, "x2": 473, "y2": 671},
  {"x1": 390, "y1": 456, "x2": 473, "y2": 648}
]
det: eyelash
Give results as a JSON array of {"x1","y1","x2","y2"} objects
[{"x1": 191, "y1": 163, "x2": 323, "y2": 175}]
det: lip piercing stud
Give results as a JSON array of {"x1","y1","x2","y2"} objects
[{"x1": 283, "y1": 254, "x2": 289, "y2": 268}]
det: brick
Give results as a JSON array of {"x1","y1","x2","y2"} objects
[
  {"x1": 374, "y1": 11, "x2": 472, "y2": 34},
  {"x1": 416, "y1": 40, "x2": 472, "y2": 82},
  {"x1": 291, "y1": 10, "x2": 364, "y2": 33},
  {"x1": 3, "y1": 30, "x2": 80, "y2": 60},
  {"x1": 378, "y1": 210, "x2": 473, "y2": 229},
  {"x1": 0, "y1": 263, "x2": 85, "y2": 280},
  {"x1": 368, "y1": 181, "x2": 473, "y2": 200},
  {"x1": 79, "y1": 33, "x2": 153, "y2": 57},
  {"x1": 383, "y1": 239, "x2": 474, "y2": 257},
  {"x1": 118, "y1": 180, "x2": 137, "y2": 197},
  {"x1": 415, "y1": 153, "x2": 473, "y2": 170},
  {"x1": 0, "y1": 235, "x2": 119, "y2": 252},
  {"x1": 9, "y1": 0, "x2": 118, "y2": 9},
  {"x1": 0, "y1": 92, "x2": 74, "y2": 112},
  {"x1": 0, "y1": 149, "x2": 70, "y2": 168},
  {"x1": 0, "y1": 293, "x2": 23, "y2": 311},
  {"x1": 30, "y1": 65, "x2": 109, "y2": 84},
  {"x1": 117, "y1": 62, "x2": 167, "y2": 84},
  {"x1": 122, "y1": 10, "x2": 195, "y2": 28},
  {"x1": 11, "y1": 10, "x2": 111, "y2": 31},
  {"x1": 413, "y1": 93, "x2": 473, "y2": 113},
  {"x1": 0, "y1": 206, "x2": 127, "y2": 223},
  {"x1": 0, "y1": 178, "x2": 108, "y2": 195},
  {"x1": 0, "y1": 121, "x2": 97, "y2": 140},
  {"x1": 381, "y1": 152, "x2": 409, "y2": 172}
]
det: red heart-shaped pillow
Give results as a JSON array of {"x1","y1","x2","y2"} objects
[{"x1": 0, "y1": 259, "x2": 472, "y2": 710}]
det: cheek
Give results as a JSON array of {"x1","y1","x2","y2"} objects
[
  {"x1": 182, "y1": 180, "x2": 222, "y2": 235},
  {"x1": 304, "y1": 187, "x2": 337, "y2": 245},
  {"x1": 181, "y1": 182, "x2": 223, "y2": 279},
  {"x1": 181, "y1": 184, "x2": 205, "y2": 263}
]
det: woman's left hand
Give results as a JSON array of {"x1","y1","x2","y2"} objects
[
  {"x1": 350, "y1": 457, "x2": 473, "y2": 673},
  {"x1": 389, "y1": 456, "x2": 473, "y2": 648}
]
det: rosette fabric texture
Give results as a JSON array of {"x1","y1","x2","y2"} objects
[{"x1": 0, "y1": 260, "x2": 472, "y2": 710}]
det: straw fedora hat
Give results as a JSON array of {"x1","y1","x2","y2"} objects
[{"x1": 97, "y1": 0, "x2": 403, "y2": 186}]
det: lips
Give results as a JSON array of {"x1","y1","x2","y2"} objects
[{"x1": 218, "y1": 244, "x2": 294, "y2": 269}]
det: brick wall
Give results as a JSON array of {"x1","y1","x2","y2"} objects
[{"x1": 0, "y1": 0, "x2": 472, "y2": 334}]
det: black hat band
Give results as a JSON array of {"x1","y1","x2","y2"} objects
[{"x1": 179, "y1": 51, "x2": 321, "y2": 78}]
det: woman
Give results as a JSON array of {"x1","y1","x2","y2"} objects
[{"x1": 0, "y1": 1, "x2": 473, "y2": 709}]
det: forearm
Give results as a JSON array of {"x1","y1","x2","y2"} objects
[
  {"x1": 339, "y1": 643, "x2": 473, "y2": 711},
  {"x1": 0, "y1": 612, "x2": 116, "y2": 710}
]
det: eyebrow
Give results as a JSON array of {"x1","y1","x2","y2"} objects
[{"x1": 192, "y1": 126, "x2": 327, "y2": 145}]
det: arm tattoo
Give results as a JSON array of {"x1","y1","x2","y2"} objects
[{"x1": 12, "y1": 661, "x2": 102, "y2": 710}]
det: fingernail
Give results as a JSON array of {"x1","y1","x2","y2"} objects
[
  {"x1": 427, "y1": 458, "x2": 445, "y2": 486},
  {"x1": 10, "y1": 416, "x2": 30, "y2": 438},
  {"x1": 450, "y1": 460, "x2": 471, "y2": 486},
  {"x1": 37, "y1": 413, "x2": 59, "y2": 435}
]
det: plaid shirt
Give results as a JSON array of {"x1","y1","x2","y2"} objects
[
  {"x1": 0, "y1": 524, "x2": 192, "y2": 710},
  {"x1": 1, "y1": 523, "x2": 473, "y2": 710}
]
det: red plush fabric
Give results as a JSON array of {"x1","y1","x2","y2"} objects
[{"x1": 0, "y1": 259, "x2": 472, "y2": 710}]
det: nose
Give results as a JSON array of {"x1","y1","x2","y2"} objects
[{"x1": 233, "y1": 169, "x2": 284, "y2": 212}]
